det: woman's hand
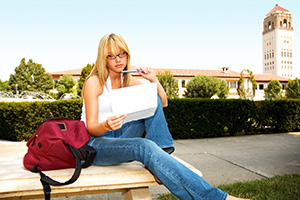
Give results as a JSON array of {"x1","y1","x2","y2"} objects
[
  {"x1": 137, "y1": 66, "x2": 158, "y2": 83},
  {"x1": 105, "y1": 114, "x2": 126, "y2": 131}
]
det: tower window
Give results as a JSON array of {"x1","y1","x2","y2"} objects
[
  {"x1": 268, "y1": 21, "x2": 272, "y2": 30},
  {"x1": 283, "y1": 19, "x2": 287, "y2": 28}
]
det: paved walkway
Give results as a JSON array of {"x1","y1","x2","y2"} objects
[{"x1": 1, "y1": 132, "x2": 299, "y2": 199}]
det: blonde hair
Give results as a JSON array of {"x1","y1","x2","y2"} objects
[{"x1": 82, "y1": 33, "x2": 132, "y2": 99}]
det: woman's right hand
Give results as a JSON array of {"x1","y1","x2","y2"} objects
[{"x1": 105, "y1": 114, "x2": 126, "y2": 131}]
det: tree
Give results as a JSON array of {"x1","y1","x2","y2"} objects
[
  {"x1": 286, "y1": 78, "x2": 300, "y2": 99},
  {"x1": 0, "y1": 80, "x2": 8, "y2": 91},
  {"x1": 56, "y1": 74, "x2": 77, "y2": 98},
  {"x1": 237, "y1": 69, "x2": 257, "y2": 99},
  {"x1": 7, "y1": 58, "x2": 53, "y2": 94},
  {"x1": 157, "y1": 70, "x2": 179, "y2": 99},
  {"x1": 77, "y1": 63, "x2": 94, "y2": 96},
  {"x1": 184, "y1": 75, "x2": 229, "y2": 98},
  {"x1": 264, "y1": 80, "x2": 282, "y2": 99}
]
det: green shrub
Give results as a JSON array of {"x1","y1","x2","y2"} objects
[
  {"x1": 1, "y1": 98, "x2": 300, "y2": 141},
  {"x1": 0, "y1": 99, "x2": 82, "y2": 141},
  {"x1": 164, "y1": 99, "x2": 258, "y2": 139},
  {"x1": 255, "y1": 100, "x2": 300, "y2": 132}
]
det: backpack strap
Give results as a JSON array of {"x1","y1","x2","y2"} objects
[
  {"x1": 38, "y1": 146, "x2": 82, "y2": 200},
  {"x1": 80, "y1": 145, "x2": 97, "y2": 168}
]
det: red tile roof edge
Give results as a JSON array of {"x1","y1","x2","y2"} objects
[{"x1": 48, "y1": 68, "x2": 290, "y2": 82}]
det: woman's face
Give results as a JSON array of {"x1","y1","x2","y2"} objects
[{"x1": 106, "y1": 47, "x2": 128, "y2": 73}]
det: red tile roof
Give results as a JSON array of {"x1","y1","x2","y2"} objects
[
  {"x1": 48, "y1": 68, "x2": 82, "y2": 76},
  {"x1": 253, "y1": 74, "x2": 289, "y2": 82},
  {"x1": 266, "y1": 4, "x2": 289, "y2": 16},
  {"x1": 49, "y1": 67, "x2": 290, "y2": 82}
]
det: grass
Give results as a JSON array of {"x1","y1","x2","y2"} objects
[{"x1": 157, "y1": 174, "x2": 300, "y2": 200}]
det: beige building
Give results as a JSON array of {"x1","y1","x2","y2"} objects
[
  {"x1": 263, "y1": 4, "x2": 294, "y2": 78},
  {"x1": 49, "y1": 67, "x2": 289, "y2": 100}
]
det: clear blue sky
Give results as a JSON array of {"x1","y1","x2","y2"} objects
[{"x1": 0, "y1": 0, "x2": 299, "y2": 81}]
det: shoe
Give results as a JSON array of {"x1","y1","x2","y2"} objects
[{"x1": 162, "y1": 147, "x2": 175, "y2": 154}]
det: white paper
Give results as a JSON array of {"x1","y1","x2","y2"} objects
[{"x1": 110, "y1": 83, "x2": 157, "y2": 124}]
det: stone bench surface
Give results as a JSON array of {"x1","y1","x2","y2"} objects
[{"x1": 0, "y1": 142, "x2": 202, "y2": 199}]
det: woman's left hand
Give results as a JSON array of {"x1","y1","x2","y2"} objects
[{"x1": 137, "y1": 66, "x2": 158, "y2": 83}]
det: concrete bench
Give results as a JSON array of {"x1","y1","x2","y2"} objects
[{"x1": 0, "y1": 142, "x2": 202, "y2": 200}]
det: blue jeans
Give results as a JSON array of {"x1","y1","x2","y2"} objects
[{"x1": 88, "y1": 96, "x2": 227, "y2": 200}]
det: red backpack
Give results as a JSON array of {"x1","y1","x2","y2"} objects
[{"x1": 23, "y1": 118, "x2": 96, "y2": 200}]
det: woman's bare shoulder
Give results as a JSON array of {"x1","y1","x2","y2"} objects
[{"x1": 84, "y1": 75, "x2": 103, "y2": 96}]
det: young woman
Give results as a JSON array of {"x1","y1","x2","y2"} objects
[{"x1": 81, "y1": 33, "x2": 250, "y2": 200}]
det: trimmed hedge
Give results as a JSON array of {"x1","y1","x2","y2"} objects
[
  {"x1": 164, "y1": 98, "x2": 258, "y2": 138},
  {"x1": 0, "y1": 100, "x2": 82, "y2": 141},
  {"x1": 256, "y1": 100, "x2": 300, "y2": 133},
  {"x1": 1, "y1": 99, "x2": 300, "y2": 141}
]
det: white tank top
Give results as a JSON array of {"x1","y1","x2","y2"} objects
[{"x1": 81, "y1": 76, "x2": 116, "y2": 125}]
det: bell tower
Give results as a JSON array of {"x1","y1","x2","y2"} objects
[{"x1": 262, "y1": 4, "x2": 294, "y2": 78}]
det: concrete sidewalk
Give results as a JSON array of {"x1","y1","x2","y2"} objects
[{"x1": 1, "y1": 132, "x2": 299, "y2": 199}]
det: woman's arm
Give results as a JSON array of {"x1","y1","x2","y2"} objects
[{"x1": 83, "y1": 76, "x2": 108, "y2": 136}]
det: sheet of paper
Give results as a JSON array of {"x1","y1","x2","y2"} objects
[{"x1": 110, "y1": 83, "x2": 157, "y2": 124}]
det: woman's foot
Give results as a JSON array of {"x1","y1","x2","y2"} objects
[{"x1": 226, "y1": 195, "x2": 250, "y2": 200}]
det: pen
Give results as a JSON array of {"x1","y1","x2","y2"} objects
[{"x1": 121, "y1": 70, "x2": 143, "y2": 73}]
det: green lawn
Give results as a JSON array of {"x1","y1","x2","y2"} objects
[{"x1": 157, "y1": 174, "x2": 300, "y2": 200}]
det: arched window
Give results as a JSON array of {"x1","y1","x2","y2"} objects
[
  {"x1": 283, "y1": 19, "x2": 287, "y2": 28},
  {"x1": 268, "y1": 21, "x2": 272, "y2": 30}
]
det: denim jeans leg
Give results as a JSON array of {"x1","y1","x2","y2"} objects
[
  {"x1": 144, "y1": 95, "x2": 175, "y2": 151},
  {"x1": 117, "y1": 120, "x2": 145, "y2": 138},
  {"x1": 88, "y1": 137, "x2": 227, "y2": 200},
  {"x1": 117, "y1": 95, "x2": 175, "y2": 153}
]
